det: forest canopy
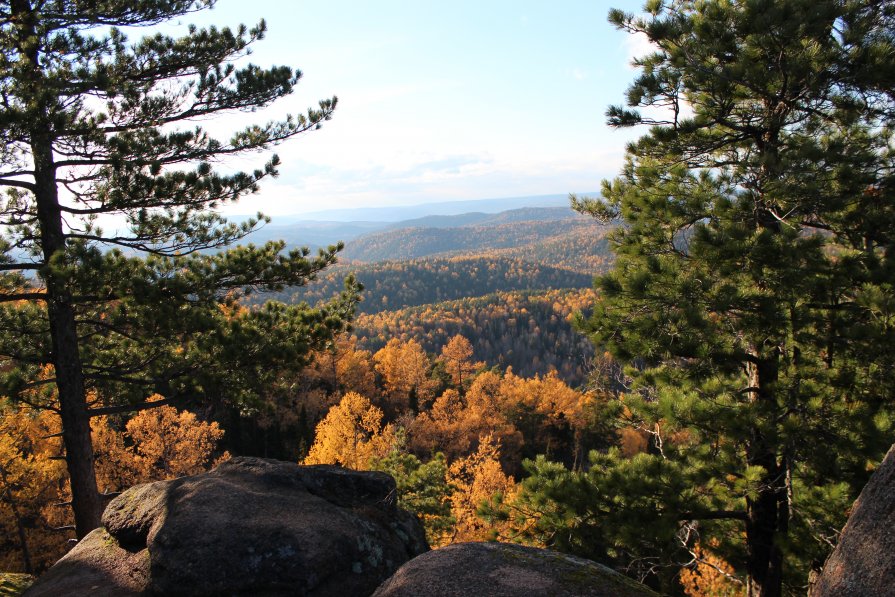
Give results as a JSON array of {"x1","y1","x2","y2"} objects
[{"x1": 1, "y1": 2, "x2": 894, "y2": 597}]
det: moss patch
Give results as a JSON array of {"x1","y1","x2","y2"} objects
[{"x1": 0, "y1": 573, "x2": 35, "y2": 597}]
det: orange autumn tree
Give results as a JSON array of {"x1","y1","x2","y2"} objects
[
  {"x1": 408, "y1": 385, "x2": 521, "y2": 464},
  {"x1": 308, "y1": 335, "x2": 378, "y2": 399},
  {"x1": 92, "y1": 398, "x2": 229, "y2": 493},
  {"x1": 0, "y1": 396, "x2": 229, "y2": 573},
  {"x1": 496, "y1": 370, "x2": 591, "y2": 465},
  {"x1": 373, "y1": 338, "x2": 437, "y2": 413},
  {"x1": 439, "y1": 335, "x2": 481, "y2": 389},
  {"x1": 0, "y1": 406, "x2": 68, "y2": 573},
  {"x1": 303, "y1": 392, "x2": 395, "y2": 469},
  {"x1": 679, "y1": 542, "x2": 746, "y2": 597},
  {"x1": 446, "y1": 433, "x2": 516, "y2": 543}
]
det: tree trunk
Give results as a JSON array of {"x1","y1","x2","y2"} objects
[
  {"x1": 12, "y1": 0, "x2": 103, "y2": 540},
  {"x1": 33, "y1": 143, "x2": 103, "y2": 538},
  {"x1": 745, "y1": 351, "x2": 784, "y2": 597},
  {"x1": 745, "y1": 449, "x2": 783, "y2": 597}
]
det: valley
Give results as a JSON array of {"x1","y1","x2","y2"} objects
[{"x1": 250, "y1": 201, "x2": 614, "y2": 387}]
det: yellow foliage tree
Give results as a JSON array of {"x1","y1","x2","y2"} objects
[
  {"x1": 409, "y1": 386, "x2": 521, "y2": 464},
  {"x1": 126, "y1": 403, "x2": 228, "y2": 481},
  {"x1": 497, "y1": 370, "x2": 587, "y2": 429},
  {"x1": 373, "y1": 338, "x2": 436, "y2": 412},
  {"x1": 446, "y1": 433, "x2": 516, "y2": 543},
  {"x1": 304, "y1": 392, "x2": 395, "y2": 469},
  {"x1": 309, "y1": 335, "x2": 378, "y2": 398},
  {"x1": 485, "y1": 370, "x2": 596, "y2": 466},
  {"x1": 0, "y1": 397, "x2": 228, "y2": 573},
  {"x1": 439, "y1": 335, "x2": 481, "y2": 388},
  {"x1": 92, "y1": 398, "x2": 229, "y2": 492},
  {"x1": 0, "y1": 407, "x2": 68, "y2": 573},
  {"x1": 679, "y1": 542, "x2": 746, "y2": 597},
  {"x1": 91, "y1": 416, "x2": 139, "y2": 493}
]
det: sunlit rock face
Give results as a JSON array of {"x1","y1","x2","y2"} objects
[
  {"x1": 372, "y1": 541, "x2": 659, "y2": 597},
  {"x1": 811, "y1": 444, "x2": 895, "y2": 597}
]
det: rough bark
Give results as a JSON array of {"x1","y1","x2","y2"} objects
[
  {"x1": 12, "y1": 0, "x2": 103, "y2": 538},
  {"x1": 744, "y1": 352, "x2": 784, "y2": 597}
]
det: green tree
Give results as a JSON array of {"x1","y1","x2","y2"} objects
[
  {"x1": 512, "y1": 1, "x2": 895, "y2": 596},
  {"x1": 0, "y1": 1, "x2": 356, "y2": 538},
  {"x1": 370, "y1": 434, "x2": 453, "y2": 546}
]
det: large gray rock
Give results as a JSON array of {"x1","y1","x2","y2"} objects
[
  {"x1": 811, "y1": 444, "x2": 895, "y2": 596},
  {"x1": 372, "y1": 542, "x2": 659, "y2": 597},
  {"x1": 26, "y1": 457, "x2": 428, "y2": 596}
]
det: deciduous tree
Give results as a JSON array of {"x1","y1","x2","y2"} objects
[
  {"x1": 308, "y1": 335, "x2": 378, "y2": 399},
  {"x1": 446, "y1": 433, "x2": 516, "y2": 543},
  {"x1": 409, "y1": 386, "x2": 521, "y2": 465},
  {"x1": 92, "y1": 397, "x2": 228, "y2": 491},
  {"x1": 0, "y1": 405, "x2": 67, "y2": 573},
  {"x1": 373, "y1": 338, "x2": 436, "y2": 413},
  {"x1": 304, "y1": 392, "x2": 395, "y2": 469},
  {"x1": 439, "y1": 334, "x2": 480, "y2": 389}
]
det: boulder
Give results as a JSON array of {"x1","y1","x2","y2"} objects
[
  {"x1": 26, "y1": 457, "x2": 428, "y2": 596},
  {"x1": 371, "y1": 542, "x2": 659, "y2": 597},
  {"x1": 811, "y1": 444, "x2": 895, "y2": 596}
]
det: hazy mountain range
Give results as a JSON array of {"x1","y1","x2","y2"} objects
[{"x1": 239, "y1": 194, "x2": 593, "y2": 251}]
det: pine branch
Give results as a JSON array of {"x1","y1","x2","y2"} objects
[
  {"x1": 87, "y1": 396, "x2": 175, "y2": 417},
  {"x1": 678, "y1": 510, "x2": 748, "y2": 521}
]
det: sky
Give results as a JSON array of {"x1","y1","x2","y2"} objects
[{"x1": 159, "y1": 0, "x2": 651, "y2": 217}]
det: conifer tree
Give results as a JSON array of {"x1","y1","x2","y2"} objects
[
  {"x1": 508, "y1": 1, "x2": 895, "y2": 596},
  {"x1": 0, "y1": 1, "x2": 358, "y2": 537}
]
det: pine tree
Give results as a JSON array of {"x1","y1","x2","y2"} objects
[
  {"x1": 511, "y1": 1, "x2": 895, "y2": 595},
  {"x1": 370, "y1": 434, "x2": 453, "y2": 546},
  {"x1": 0, "y1": 1, "x2": 357, "y2": 537}
]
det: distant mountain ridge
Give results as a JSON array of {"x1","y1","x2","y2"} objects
[
  {"x1": 243, "y1": 220, "x2": 386, "y2": 251},
  {"x1": 342, "y1": 213, "x2": 608, "y2": 263},
  {"x1": 282, "y1": 193, "x2": 577, "y2": 222},
  {"x1": 238, "y1": 200, "x2": 584, "y2": 249},
  {"x1": 240, "y1": 203, "x2": 596, "y2": 255},
  {"x1": 379, "y1": 206, "x2": 580, "y2": 231}
]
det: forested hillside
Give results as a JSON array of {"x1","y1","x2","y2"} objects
[
  {"x1": 471, "y1": 227, "x2": 612, "y2": 274},
  {"x1": 247, "y1": 211, "x2": 615, "y2": 389},
  {"x1": 353, "y1": 289, "x2": 598, "y2": 384},
  {"x1": 341, "y1": 216, "x2": 611, "y2": 263},
  {"x1": 378, "y1": 206, "x2": 579, "y2": 231},
  {"x1": 259, "y1": 256, "x2": 594, "y2": 314}
]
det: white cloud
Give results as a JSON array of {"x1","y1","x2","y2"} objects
[
  {"x1": 624, "y1": 31, "x2": 654, "y2": 69},
  {"x1": 217, "y1": 143, "x2": 625, "y2": 219}
]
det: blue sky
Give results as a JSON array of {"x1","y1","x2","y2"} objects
[{"x1": 173, "y1": 1, "x2": 650, "y2": 217}]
